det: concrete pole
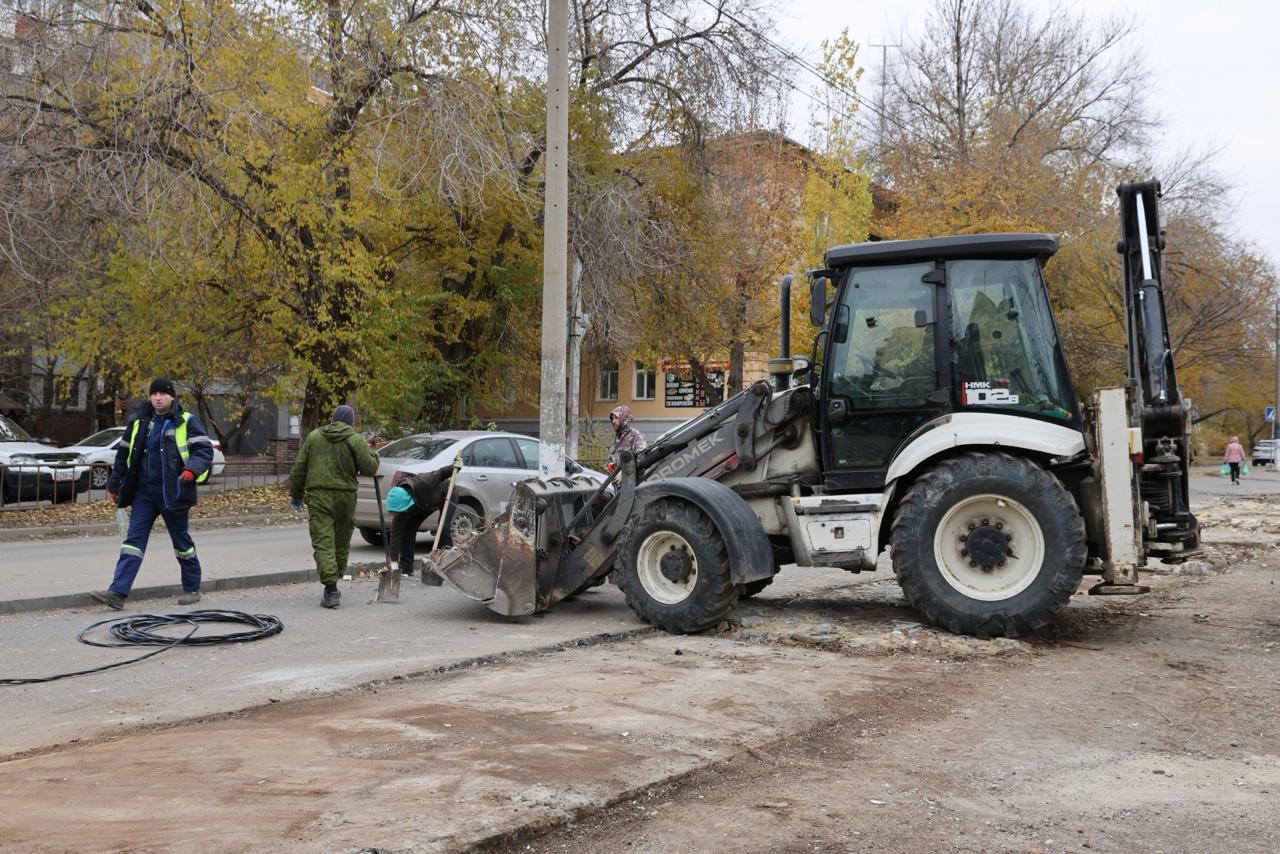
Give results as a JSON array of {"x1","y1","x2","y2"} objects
[
  {"x1": 1274, "y1": 299, "x2": 1279, "y2": 444},
  {"x1": 538, "y1": 0, "x2": 569, "y2": 477},
  {"x1": 566, "y1": 254, "x2": 585, "y2": 460}
]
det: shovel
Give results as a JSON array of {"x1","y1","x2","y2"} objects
[
  {"x1": 373, "y1": 474, "x2": 400, "y2": 603},
  {"x1": 423, "y1": 455, "x2": 463, "y2": 586}
]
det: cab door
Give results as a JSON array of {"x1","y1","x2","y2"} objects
[{"x1": 819, "y1": 262, "x2": 949, "y2": 491}]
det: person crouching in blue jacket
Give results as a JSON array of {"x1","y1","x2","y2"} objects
[{"x1": 90, "y1": 377, "x2": 216, "y2": 610}]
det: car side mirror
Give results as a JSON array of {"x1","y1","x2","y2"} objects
[{"x1": 809, "y1": 276, "x2": 828, "y2": 327}]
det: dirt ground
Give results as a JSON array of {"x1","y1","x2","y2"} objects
[
  {"x1": 493, "y1": 500, "x2": 1280, "y2": 854},
  {"x1": 2, "y1": 496, "x2": 1278, "y2": 853}
]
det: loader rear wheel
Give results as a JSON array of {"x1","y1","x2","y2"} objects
[
  {"x1": 617, "y1": 497, "x2": 740, "y2": 633},
  {"x1": 890, "y1": 451, "x2": 1086, "y2": 638}
]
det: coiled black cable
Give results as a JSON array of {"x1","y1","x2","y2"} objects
[{"x1": 1, "y1": 609, "x2": 284, "y2": 685}]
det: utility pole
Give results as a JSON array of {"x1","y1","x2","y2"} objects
[
  {"x1": 867, "y1": 41, "x2": 900, "y2": 163},
  {"x1": 1274, "y1": 298, "x2": 1279, "y2": 444},
  {"x1": 539, "y1": 0, "x2": 568, "y2": 477},
  {"x1": 566, "y1": 255, "x2": 587, "y2": 460}
]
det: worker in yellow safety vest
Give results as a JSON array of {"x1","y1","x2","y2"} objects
[{"x1": 90, "y1": 377, "x2": 215, "y2": 610}]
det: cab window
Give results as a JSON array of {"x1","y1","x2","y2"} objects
[
  {"x1": 948, "y1": 259, "x2": 1076, "y2": 422},
  {"x1": 828, "y1": 263, "x2": 938, "y2": 411}
]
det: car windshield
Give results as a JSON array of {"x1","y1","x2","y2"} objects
[
  {"x1": 75, "y1": 429, "x2": 122, "y2": 448},
  {"x1": 378, "y1": 435, "x2": 458, "y2": 462},
  {"x1": 0, "y1": 415, "x2": 33, "y2": 442}
]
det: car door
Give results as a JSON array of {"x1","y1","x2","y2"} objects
[{"x1": 460, "y1": 436, "x2": 526, "y2": 517}]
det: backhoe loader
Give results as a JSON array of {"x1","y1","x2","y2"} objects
[{"x1": 428, "y1": 179, "x2": 1200, "y2": 638}]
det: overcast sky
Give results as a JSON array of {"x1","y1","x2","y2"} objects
[{"x1": 772, "y1": 0, "x2": 1280, "y2": 265}]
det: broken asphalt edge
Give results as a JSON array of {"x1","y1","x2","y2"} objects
[{"x1": 0, "y1": 625, "x2": 658, "y2": 766}]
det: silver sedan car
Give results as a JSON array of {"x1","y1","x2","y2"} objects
[{"x1": 353, "y1": 430, "x2": 606, "y2": 546}]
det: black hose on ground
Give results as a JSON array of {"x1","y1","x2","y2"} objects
[{"x1": 0, "y1": 609, "x2": 284, "y2": 685}]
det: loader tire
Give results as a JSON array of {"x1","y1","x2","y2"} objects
[
  {"x1": 890, "y1": 451, "x2": 1085, "y2": 638},
  {"x1": 617, "y1": 497, "x2": 740, "y2": 633}
]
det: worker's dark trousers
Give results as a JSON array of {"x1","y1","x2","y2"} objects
[
  {"x1": 394, "y1": 506, "x2": 434, "y2": 571},
  {"x1": 109, "y1": 488, "x2": 202, "y2": 597}
]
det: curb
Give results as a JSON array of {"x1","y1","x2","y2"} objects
[
  {"x1": 0, "y1": 512, "x2": 302, "y2": 542},
  {"x1": 0, "y1": 569, "x2": 318, "y2": 616},
  {"x1": 0, "y1": 559, "x2": 394, "y2": 617}
]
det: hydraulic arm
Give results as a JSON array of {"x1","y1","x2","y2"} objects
[{"x1": 1116, "y1": 180, "x2": 1200, "y2": 557}]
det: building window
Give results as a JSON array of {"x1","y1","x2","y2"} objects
[
  {"x1": 598, "y1": 359, "x2": 618, "y2": 401},
  {"x1": 634, "y1": 361, "x2": 656, "y2": 400}
]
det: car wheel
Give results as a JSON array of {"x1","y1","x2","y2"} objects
[
  {"x1": 91, "y1": 465, "x2": 110, "y2": 489},
  {"x1": 438, "y1": 500, "x2": 485, "y2": 549},
  {"x1": 358, "y1": 526, "x2": 385, "y2": 546}
]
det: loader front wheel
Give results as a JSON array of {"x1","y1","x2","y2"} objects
[
  {"x1": 617, "y1": 497, "x2": 739, "y2": 633},
  {"x1": 890, "y1": 451, "x2": 1086, "y2": 638}
]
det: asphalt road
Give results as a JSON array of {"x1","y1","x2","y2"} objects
[
  {"x1": 0, "y1": 561, "x2": 869, "y2": 758},
  {"x1": 1189, "y1": 463, "x2": 1280, "y2": 499}
]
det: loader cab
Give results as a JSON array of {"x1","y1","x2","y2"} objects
[{"x1": 813, "y1": 234, "x2": 1080, "y2": 492}]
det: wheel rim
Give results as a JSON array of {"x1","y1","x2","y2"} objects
[
  {"x1": 91, "y1": 466, "x2": 109, "y2": 488},
  {"x1": 635, "y1": 530, "x2": 698, "y2": 605},
  {"x1": 933, "y1": 494, "x2": 1045, "y2": 601},
  {"x1": 450, "y1": 507, "x2": 482, "y2": 544}
]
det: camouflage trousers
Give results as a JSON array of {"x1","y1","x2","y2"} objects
[{"x1": 305, "y1": 488, "x2": 356, "y2": 586}]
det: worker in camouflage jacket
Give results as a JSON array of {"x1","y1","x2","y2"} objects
[
  {"x1": 607, "y1": 405, "x2": 648, "y2": 473},
  {"x1": 288, "y1": 405, "x2": 379, "y2": 608}
]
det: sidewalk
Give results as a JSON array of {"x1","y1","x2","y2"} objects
[{"x1": 0, "y1": 516, "x2": 388, "y2": 616}]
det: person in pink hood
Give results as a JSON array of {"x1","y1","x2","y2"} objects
[
  {"x1": 607, "y1": 405, "x2": 648, "y2": 473},
  {"x1": 1223, "y1": 436, "x2": 1246, "y2": 484}
]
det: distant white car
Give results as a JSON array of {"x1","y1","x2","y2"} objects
[
  {"x1": 1251, "y1": 438, "x2": 1276, "y2": 467},
  {"x1": 64, "y1": 426, "x2": 226, "y2": 490},
  {"x1": 0, "y1": 414, "x2": 91, "y2": 504},
  {"x1": 353, "y1": 430, "x2": 607, "y2": 546}
]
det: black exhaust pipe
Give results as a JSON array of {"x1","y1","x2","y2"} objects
[{"x1": 769, "y1": 275, "x2": 794, "y2": 391}]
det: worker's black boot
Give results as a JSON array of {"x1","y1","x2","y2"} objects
[
  {"x1": 321, "y1": 584, "x2": 341, "y2": 609},
  {"x1": 90, "y1": 590, "x2": 126, "y2": 610}
]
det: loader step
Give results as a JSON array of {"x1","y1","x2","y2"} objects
[{"x1": 1087, "y1": 581, "x2": 1151, "y2": 596}]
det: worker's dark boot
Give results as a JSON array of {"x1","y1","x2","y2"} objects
[
  {"x1": 177, "y1": 591, "x2": 201, "y2": 605},
  {"x1": 90, "y1": 590, "x2": 126, "y2": 610},
  {"x1": 321, "y1": 584, "x2": 341, "y2": 609}
]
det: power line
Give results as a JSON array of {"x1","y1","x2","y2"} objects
[{"x1": 687, "y1": 0, "x2": 1109, "y2": 227}]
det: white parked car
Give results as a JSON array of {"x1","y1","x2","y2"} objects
[
  {"x1": 64, "y1": 426, "x2": 226, "y2": 490},
  {"x1": 0, "y1": 414, "x2": 91, "y2": 504},
  {"x1": 353, "y1": 430, "x2": 607, "y2": 546}
]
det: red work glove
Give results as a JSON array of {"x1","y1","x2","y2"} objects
[
  {"x1": 179, "y1": 469, "x2": 196, "y2": 483},
  {"x1": 108, "y1": 491, "x2": 118, "y2": 503},
  {"x1": 606, "y1": 461, "x2": 616, "y2": 474}
]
